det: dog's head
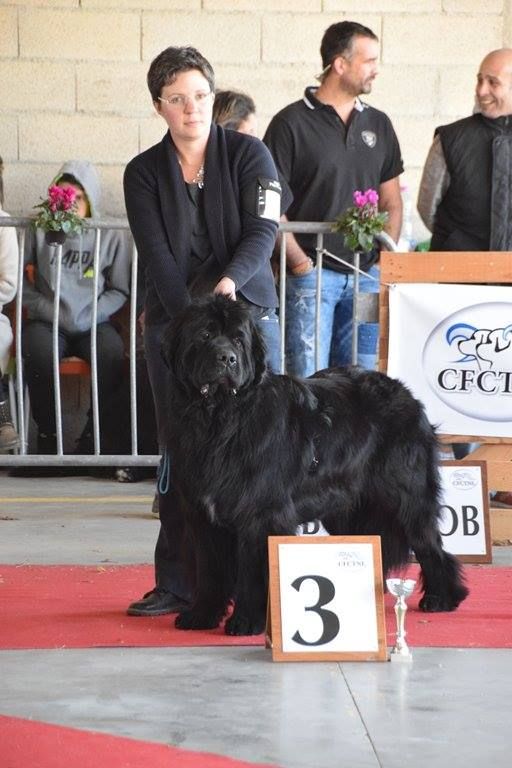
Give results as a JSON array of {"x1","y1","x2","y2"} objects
[{"x1": 162, "y1": 295, "x2": 268, "y2": 397}]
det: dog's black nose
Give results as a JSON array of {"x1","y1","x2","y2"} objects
[{"x1": 218, "y1": 351, "x2": 237, "y2": 367}]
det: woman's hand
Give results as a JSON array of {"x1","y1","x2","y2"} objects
[{"x1": 214, "y1": 277, "x2": 236, "y2": 301}]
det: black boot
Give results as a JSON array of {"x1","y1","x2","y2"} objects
[
  {"x1": 37, "y1": 431, "x2": 57, "y2": 454},
  {"x1": 75, "y1": 430, "x2": 94, "y2": 455}
]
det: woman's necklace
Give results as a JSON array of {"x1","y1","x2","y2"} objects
[
  {"x1": 178, "y1": 159, "x2": 205, "y2": 189},
  {"x1": 192, "y1": 164, "x2": 205, "y2": 189}
]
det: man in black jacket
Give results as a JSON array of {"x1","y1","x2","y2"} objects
[
  {"x1": 418, "y1": 48, "x2": 512, "y2": 252},
  {"x1": 418, "y1": 48, "x2": 512, "y2": 502}
]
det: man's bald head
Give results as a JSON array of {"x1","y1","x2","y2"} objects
[{"x1": 476, "y1": 48, "x2": 512, "y2": 118}]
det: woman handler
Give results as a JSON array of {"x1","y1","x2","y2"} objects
[{"x1": 123, "y1": 46, "x2": 282, "y2": 616}]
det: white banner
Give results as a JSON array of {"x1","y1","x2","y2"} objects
[{"x1": 387, "y1": 283, "x2": 512, "y2": 437}]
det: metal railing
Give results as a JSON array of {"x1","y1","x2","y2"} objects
[{"x1": 0, "y1": 217, "x2": 396, "y2": 467}]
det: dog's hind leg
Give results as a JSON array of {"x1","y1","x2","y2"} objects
[
  {"x1": 388, "y1": 439, "x2": 469, "y2": 612},
  {"x1": 407, "y1": 517, "x2": 469, "y2": 612},
  {"x1": 175, "y1": 521, "x2": 235, "y2": 630}
]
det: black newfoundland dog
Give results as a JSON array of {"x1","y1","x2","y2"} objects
[{"x1": 163, "y1": 295, "x2": 468, "y2": 636}]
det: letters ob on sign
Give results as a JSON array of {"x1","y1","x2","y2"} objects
[
  {"x1": 267, "y1": 536, "x2": 387, "y2": 662},
  {"x1": 439, "y1": 461, "x2": 491, "y2": 563}
]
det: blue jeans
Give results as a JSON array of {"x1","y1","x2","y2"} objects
[
  {"x1": 254, "y1": 308, "x2": 281, "y2": 374},
  {"x1": 284, "y1": 265, "x2": 380, "y2": 377}
]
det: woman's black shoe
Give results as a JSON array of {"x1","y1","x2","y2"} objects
[{"x1": 126, "y1": 588, "x2": 190, "y2": 616}]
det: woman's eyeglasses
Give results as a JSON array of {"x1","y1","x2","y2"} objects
[{"x1": 158, "y1": 91, "x2": 212, "y2": 110}]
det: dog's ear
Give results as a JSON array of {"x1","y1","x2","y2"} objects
[{"x1": 251, "y1": 321, "x2": 268, "y2": 385}]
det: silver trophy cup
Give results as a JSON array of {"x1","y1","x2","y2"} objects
[{"x1": 386, "y1": 578, "x2": 416, "y2": 662}]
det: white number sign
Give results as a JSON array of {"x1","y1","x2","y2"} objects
[
  {"x1": 267, "y1": 536, "x2": 387, "y2": 662},
  {"x1": 439, "y1": 461, "x2": 491, "y2": 562}
]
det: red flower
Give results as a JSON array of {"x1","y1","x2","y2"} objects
[
  {"x1": 47, "y1": 184, "x2": 77, "y2": 212},
  {"x1": 33, "y1": 184, "x2": 84, "y2": 238}
]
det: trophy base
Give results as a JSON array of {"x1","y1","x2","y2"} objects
[{"x1": 389, "y1": 649, "x2": 413, "y2": 663}]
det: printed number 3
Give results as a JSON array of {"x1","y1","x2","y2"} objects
[{"x1": 291, "y1": 575, "x2": 340, "y2": 646}]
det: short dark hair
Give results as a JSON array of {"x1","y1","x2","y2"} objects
[
  {"x1": 320, "y1": 21, "x2": 378, "y2": 69},
  {"x1": 56, "y1": 173, "x2": 84, "y2": 191},
  {"x1": 147, "y1": 46, "x2": 215, "y2": 102},
  {"x1": 212, "y1": 90, "x2": 256, "y2": 130}
]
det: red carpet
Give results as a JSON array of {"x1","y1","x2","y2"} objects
[
  {"x1": 385, "y1": 564, "x2": 512, "y2": 649},
  {"x1": 0, "y1": 564, "x2": 262, "y2": 650},
  {"x1": 0, "y1": 715, "x2": 278, "y2": 768},
  {"x1": 0, "y1": 563, "x2": 511, "y2": 650}
]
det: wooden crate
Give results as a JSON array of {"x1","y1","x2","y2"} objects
[{"x1": 489, "y1": 508, "x2": 512, "y2": 544}]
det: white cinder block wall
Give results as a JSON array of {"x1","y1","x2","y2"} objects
[{"x1": 1, "y1": 0, "x2": 511, "y2": 242}]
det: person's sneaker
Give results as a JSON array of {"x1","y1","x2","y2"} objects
[
  {"x1": 0, "y1": 421, "x2": 20, "y2": 453},
  {"x1": 126, "y1": 588, "x2": 189, "y2": 616},
  {"x1": 116, "y1": 467, "x2": 156, "y2": 483},
  {"x1": 116, "y1": 467, "x2": 135, "y2": 482}
]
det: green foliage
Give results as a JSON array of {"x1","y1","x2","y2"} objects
[
  {"x1": 332, "y1": 199, "x2": 388, "y2": 253},
  {"x1": 32, "y1": 206, "x2": 83, "y2": 234}
]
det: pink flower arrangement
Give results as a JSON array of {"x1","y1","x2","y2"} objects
[
  {"x1": 33, "y1": 184, "x2": 84, "y2": 240},
  {"x1": 47, "y1": 184, "x2": 77, "y2": 213},
  {"x1": 353, "y1": 188, "x2": 379, "y2": 207},
  {"x1": 333, "y1": 187, "x2": 388, "y2": 252}
]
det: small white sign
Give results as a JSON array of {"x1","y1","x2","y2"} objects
[
  {"x1": 438, "y1": 461, "x2": 491, "y2": 561},
  {"x1": 267, "y1": 536, "x2": 387, "y2": 661},
  {"x1": 258, "y1": 187, "x2": 280, "y2": 222}
]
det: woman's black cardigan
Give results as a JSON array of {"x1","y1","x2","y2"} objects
[{"x1": 124, "y1": 124, "x2": 280, "y2": 326}]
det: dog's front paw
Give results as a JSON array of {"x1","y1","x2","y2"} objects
[
  {"x1": 225, "y1": 611, "x2": 265, "y2": 636},
  {"x1": 175, "y1": 609, "x2": 223, "y2": 630}
]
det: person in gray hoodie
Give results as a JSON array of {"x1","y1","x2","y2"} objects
[{"x1": 21, "y1": 160, "x2": 131, "y2": 456}]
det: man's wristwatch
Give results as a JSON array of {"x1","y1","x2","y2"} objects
[{"x1": 288, "y1": 257, "x2": 314, "y2": 276}]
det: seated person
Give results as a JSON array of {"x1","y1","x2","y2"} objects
[
  {"x1": 0, "y1": 154, "x2": 20, "y2": 452},
  {"x1": 212, "y1": 89, "x2": 257, "y2": 135},
  {"x1": 21, "y1": 160, "x2": 131, "y2": 458}
]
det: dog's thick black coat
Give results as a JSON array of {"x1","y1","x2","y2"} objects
[{"x1": 163, "y1": 295, "x2": 468, "y2": 636}]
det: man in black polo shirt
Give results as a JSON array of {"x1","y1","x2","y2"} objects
[{"x1": 264, "y1": 21, "x2": 403, "y2": 376}]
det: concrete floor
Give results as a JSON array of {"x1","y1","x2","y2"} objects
[{"x1": 1, "y1": 471, "x2": 511, "y2": 768}]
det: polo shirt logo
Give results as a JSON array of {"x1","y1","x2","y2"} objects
[{"x1": 361, "y1": 130, "x2": 377, "y2": 148}]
